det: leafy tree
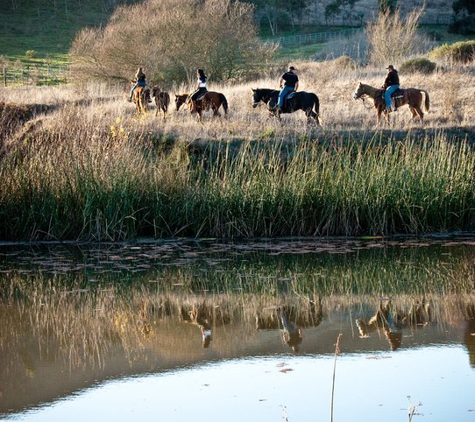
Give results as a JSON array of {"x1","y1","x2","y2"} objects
[
  {"x1": 70, "y1": 0, "x2": 276, "y2": 85},
  {"x1": 378, "y1": 0, "x2": 397, "y2": 14},
  {"x1": 449, "y1": 0, "x2": 475, "y2": 34}
]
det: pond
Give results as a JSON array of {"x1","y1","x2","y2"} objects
[{"x1": 1, "y1": 237, "x2": 475, "y2": 422}]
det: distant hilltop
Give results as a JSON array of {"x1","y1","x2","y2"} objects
[{"x1": 305, "y1": 0, "x2": 454, "y2": 26}]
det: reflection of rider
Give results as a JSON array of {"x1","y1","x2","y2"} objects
[
  {"x1": 276, "y1": 66, "x2": 299, "y2": 112},
  {"x1": 279, "y1": 307, "x2": 303, "y2": 352},
  {"x1": 382, "y1": 65, "x2": 399, "y2": 113},
  {"x1": 189, "y1": 69, "x2": 208, "y2": 103},
  {"x1": 128, "y1": 67, "x2": 150, "y2": 102},
  {"x1": 189, "y1": 308, "x2": 212, "y2": 348}
]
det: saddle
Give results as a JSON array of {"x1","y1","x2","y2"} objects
[
  {"x1": 391, "y1": 88, "x2": 404, "y2": 99},
  {"x1": 282, "y1": 90, "x2": 296, "y2": 109}
]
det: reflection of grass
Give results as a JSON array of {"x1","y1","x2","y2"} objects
[{"x1": 1, "y1": 246, "x2": 475, "y2": 371}]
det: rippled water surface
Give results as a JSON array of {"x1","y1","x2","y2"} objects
[{"x1": 1, "y1": 237, "x2": 475, "y2": 421}]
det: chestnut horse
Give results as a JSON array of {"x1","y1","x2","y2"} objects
[
  {"x1": 353, "y1": 82, "x2": 430, "y2": 124},
  {"x1": 251, "y1": 88, "x2": 320, "y2": 125},
  {"x1": 175, "y1": 91, "x2": 228, "y2": 122},
  {"x1": 151, "y1": 85, "x2": 170, "y2": 118},
  {"x1": 132, "y1": 85, "x2": 149, "y2": 114}
]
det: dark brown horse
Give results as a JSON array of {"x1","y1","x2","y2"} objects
[
  {"x1": 353, "y1": 82, "x2": 430, "y2": 124},
  {"x1": 251, "y1": 88, "x2": 320, "y2": 125},
  {"x1": 131, "y1": 85, "x2": 149, "y2": 114},
  {"x1": 151, "y1": 86, "x2": 170, "y2": 118},
  {"x1": 175, "y1": 91, "x2": 228, "y2": 122}
]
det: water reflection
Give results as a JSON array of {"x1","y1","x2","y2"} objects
[
  {"x1": 355, "y1": 298, "x2": 432, "y2": 350},
  {"x1": 1, "y1": 237, "x2": 475, "y2": 420}
]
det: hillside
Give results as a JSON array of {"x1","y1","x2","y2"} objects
[
  {"x1": 0, "y1": 0, "x2": 142, "y2": 60},
  {"x1": 0, "y1": 0, "x2": 456, "y2": 62}
]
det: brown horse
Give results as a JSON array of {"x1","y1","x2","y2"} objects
[
  {"x1": 151, "y1": 86, "x2": 170, "y2": 118},
  {"x1": 175, "y1": 91, "x2": 228, "y2": 122},
  {"x1": 131, "y1": 85, "x2": 149, "y2": 114},
  {"x1": 353, "y1": 82, "x2": 430, "y2": 124}
]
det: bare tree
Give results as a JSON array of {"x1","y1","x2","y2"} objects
[
  {"x1": 365, "y1": 7, "x2": 424, "y2": 66},
  {"x1": 70, "y1": 0, "x2": 275, "y2": 85}
]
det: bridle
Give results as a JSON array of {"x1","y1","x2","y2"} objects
[{"x1": 253, "y1": 90, "x2": 278, "y2": 107}]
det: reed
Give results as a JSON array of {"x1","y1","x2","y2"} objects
[{"x1": 1, "y1": 125, "x2": 475, "y2": 240}]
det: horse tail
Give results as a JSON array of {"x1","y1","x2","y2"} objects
[
  {"x1": 219, "y1": 93, "x2": 228, "y2": 114},
  {"x1": 421, "y1": 89, "x2": 430, "y2": 112},
  {"x1": 314, "y1": 93, "x2": 320, "y2": 117}
]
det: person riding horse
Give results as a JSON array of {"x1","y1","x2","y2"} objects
[
  {"x1": 188, "y1": 68, "x2": 208, "y2": 103},
  {"x1": 382, "y1": 65, "x2": 399, "y2": 113},
  {"x1": 275, "y1": 66, "x2": 299, "y2": 113},
  {"x1": 128, "y1": 67, "x2": 150, "y2": 102}
]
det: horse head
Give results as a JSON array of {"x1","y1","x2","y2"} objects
[
  {"x1": 152, "y1": 85, "x2": 161, "y2": 97},
  {"x1": 251, "y1": 88, "x2": 276, "y2": 108},
  {"x1": 175, "y1": 94, "x2": 188, "y2": 111},
  {"x1": 353, "y1": 82, "x2": 365, "y2": 100},
  {"x1": 251, "y1": 88, "x2": 261, "y2": 108}
]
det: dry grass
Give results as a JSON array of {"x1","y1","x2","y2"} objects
[{"x1": 1, "y1": 61, "x2": 474, "y2": 140}]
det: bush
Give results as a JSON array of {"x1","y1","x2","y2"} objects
[
  {"x1": 332, "y1": 55, "x2": 358, "y2": 70},
  {"x1": 399, "y1": 57, "x2": 436, "y2": 74},
  {"x1": 429, "y1": 40, "x2": 475, "y2": 64},
  {"x1": 25, "y1": 50, "x2": 37, "y2": 58}
]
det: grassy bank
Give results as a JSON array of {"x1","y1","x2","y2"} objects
[
  {"x1": 1, "y1": 61, "x2": 475, "y2": 241},
  {"x1": 1, "y1": 127, "x2": 474, "y2": 241}
]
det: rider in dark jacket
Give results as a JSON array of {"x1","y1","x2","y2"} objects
[{"x1": 382, "y1": 65, "x2": 399, "y2": 112}]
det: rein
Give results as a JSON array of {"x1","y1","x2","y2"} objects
[{"x1": 359, "y1": 95, "x2": 375, "y2": 109}]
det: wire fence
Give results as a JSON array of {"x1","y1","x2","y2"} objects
[
  {"x1": 1, "y1": 64, "x2": 69, "y2": 87},
  {"x1": 277, "y1": 28, "x2": 362, "y2": 46}
]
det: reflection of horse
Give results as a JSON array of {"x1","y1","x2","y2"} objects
[
  {"x1": 251, "y1": 88, "x2": 320, "y2": 125},
  {"x1": 255, "y1": 297, "x2": 322, "y2": 353},
  {"x1": 356, "y1": 299, "x2": 432, "y2": 350},
  {"x1": 353, "y1": 82, "x2": 430, "y2": 124},
  {"x1": 132, "y1": 85, "x2": 149, "y2": 114},
  {"x1": 175, "y1": 91, "x2": 228, "y2": 122},
  {"x1": 151, "y1": 86, "x2": 170, "y2": 118}
]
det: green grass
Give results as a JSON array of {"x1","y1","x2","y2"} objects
[{"x1": 1, "y1": 124, "x2": 475, "y2": 241}]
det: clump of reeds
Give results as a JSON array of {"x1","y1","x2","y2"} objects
[{"x1": 1, "y1": 121, "x2": 475, "y2": 240}]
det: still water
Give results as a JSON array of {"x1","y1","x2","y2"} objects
[{"x1": 1, "y1": 237, "x2": 475, "y2": 421}]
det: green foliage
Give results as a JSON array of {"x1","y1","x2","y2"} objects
[
  {"x1": 429, "y1": 40, "x2": 475, "y2": 63},
  {"x1": 399, "y1": 57, "x2": 436, "y2": 74},
  {"x1": 25, "y1": 50, "x2": 37, "y2": 58},
  {"x1": 449, "y1": 0, "x2": 475, "y2": 34},
  {"x1": 1, "y1": 128, "x2": 475, "y2": 240},
  {"x1": 378, "y1": 0, "x2": 397, "y2": 14}
]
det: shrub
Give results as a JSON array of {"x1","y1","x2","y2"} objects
[
  {"x1": 332, "y1": 55, "x2": 358, "y2": 70},
  {"x1": 25, "y1": 50, "x2": 37, "y2": 58},
  {"x1": 429, "y1": 40, "x2": 475, "y2": 64},
  {"x1": 399, "y1": 57, "x2": 436, "y2": 74}
]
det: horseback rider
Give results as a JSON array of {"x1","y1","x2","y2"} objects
[
  {"x1": 275, "y1": 65, "x2": 299, "y2": 113},
  {"x1": 382, "y1": 65, "x2": 399, "y2": 112},
  {"x1": 128, "y1": 67, "x2": 150, "y2": 102},
  {"x1": 189, "y1": 68, "x2": 208, "y2": 103}
]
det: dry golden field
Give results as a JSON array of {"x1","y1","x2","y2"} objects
[{"x1": 1, "y1": 60, "x2": 474, "y2": 150}]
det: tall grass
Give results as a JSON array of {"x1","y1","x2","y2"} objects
[{"x1": 1, "y1": 123, "x2": 475, "y2": 240}]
